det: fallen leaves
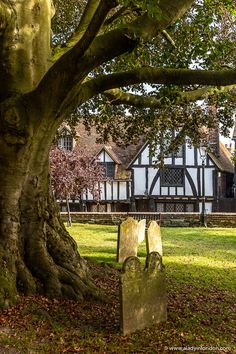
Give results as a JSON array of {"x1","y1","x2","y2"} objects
[{"x1": 0, "y1": 260, "x2": 235, "y2": 353}]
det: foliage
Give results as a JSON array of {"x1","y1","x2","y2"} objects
[
  {"x1": 0, "y1": 225, "x2": 235, "y2": 352},
  {"x1": 232, "y1": 149, "x2": 236, "y2": 163},
  {"x1": 50, "y1": 146, "x2": 105, "y2": 201},
  {"x1": 60, "y1": 0, "x2": 236, "y2": 160}
]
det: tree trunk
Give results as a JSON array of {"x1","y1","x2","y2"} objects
[{"x1": 0, "y1": 103, "x2": 99, "y2": 307}]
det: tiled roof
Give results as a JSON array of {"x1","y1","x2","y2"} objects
[
  {"x1": 208, "y1": 142, "x2": 234, "y2": 173},
  {"x1": 74, "y1": 123, "x2": 143, "y2": 168},
  {"x1": 68, "y1": 123, "x2": 234, "y2": 174}
]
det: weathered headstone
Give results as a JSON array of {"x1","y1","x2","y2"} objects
[
  {"x1": 117, "y1": 217, "x2": 139, "y2": 263},
  {"x1": 146, "y1": 220, "x2": 163, "y2": 256},
  {"x1": 120, "y1": 252, "x2": 167, "y2": 335},
  {"x1": 137, "y1": 219, "x2": 146, "y2": 243}
]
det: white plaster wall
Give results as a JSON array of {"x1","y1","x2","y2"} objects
[
  {"x1": 113, "y1": 182, "x2": 118, "y2": 200},
  {"x1": 100, "y1": 182, "x2": 105, "y2": 200},
  {"x1": 133, "y1": 168, "x2": 146, "y2": 195},
  {"x1": 186, "y1": 168, "x2": 198, "y2": 194},
  {"x1": 87, "y1": 190, "x2": 94, "y2": 200},
  {"x1": 106, "y1": 182, "x2": 112, "y2": 200},
  {"x1": 185, "y1": 179, "x2": 193, "y2": 196},
  {"x1": 175, "y1": 157, "x2": 183, "y2": 165},
  {"x1": 209, "y1": 159, "x2": 214, "y2": 166},
  {"x1": 148, "y1": 168, "x2": 158, "y2": 191},
  {"x1": 204, "y1": 168, "x2": 214, "y2": 196},
  {"x1": 141, "y1": 146, "x2": 150, "y2": 164},
  {"x1": 151, "y1": 174, "x2": 160, "y2": 195},
  {"x1": 164, "y1": 157, "x2": 172, "y2": 165},
  {"x1": 104, "y1": 151, "x2": 113, "y2": 162},
  {"x1": 119, "y1": 182, "x2": 127, "y2": 199},
  {"x1": 177, "y1": 187, "x2": 184, "y2": 195},
  {"x1": 185, "y1": 145, "x2": 195, "y2": 165},
  {"x1": 161, "y1": 187, "x2": 168, "y2": 195}
]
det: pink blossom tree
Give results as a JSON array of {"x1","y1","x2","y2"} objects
[{"x1": 50, "y1": 147, "x2": 105, "y2": 226}]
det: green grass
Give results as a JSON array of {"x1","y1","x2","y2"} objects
[
  {"x1": 70, "y1": 224, "x2": 236, "y2": 291},
  {"x1": 0, "y1": 224, "x2": 235, "y2": 353}
]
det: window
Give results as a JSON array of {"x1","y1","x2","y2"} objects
[
  {"x1": 156, "y1": 202, "x2": 195, "y2": 212},
  {"x1": 57, "y1": 128, "x2": 73, "y2": 150},
  {"x1": 101, "y1": 162, "x2": 115, "y2": 178},
  {"x1": 58, "y1": 135, "x2": 73, "y2": 150},
  {"x1": 161, "y1": 168, "x2": 184, "y2": 187},
  {"x1": 156, "y1": 203, "x2": 164, "y2": 212},
  {"x1": 186, "y1": 203, "x2": 194, "y2": 212}
]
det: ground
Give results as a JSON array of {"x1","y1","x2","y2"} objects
[{"x1": 0, "y1": 225, "x2": 235, "y2": 353}]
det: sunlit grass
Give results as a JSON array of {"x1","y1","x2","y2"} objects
[{"x1": 68, "y1": 224, "x2": 236, "y2": 291}]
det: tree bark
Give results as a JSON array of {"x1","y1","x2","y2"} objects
[{"x1": 0, "y1": 101, "x2": 99, "y2": 307}]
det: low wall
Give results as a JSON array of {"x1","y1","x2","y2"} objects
[{"x1": 60, "y1": 212, "x2": 236, "y2": 227}]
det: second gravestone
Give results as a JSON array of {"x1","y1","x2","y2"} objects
[
  {"x1": 146, "y1": 220, "x2": 163, "y2": 256},
  {"x1": 120, "y1": 252, "x2": 167, "y2": 335}
]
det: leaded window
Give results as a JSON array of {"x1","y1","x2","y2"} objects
[
  {"x1": 156, "y1": 203, "x2": 164, "y2": 212},
  {"x1": 175, "y1": 203, "x2": 185, "y2": 212},
  {"x1": 101, "y1": 162, "x2": 115, "y2": 178},
  {"x1": 58, "y1": 135, "x2": 73, "y2": 150},
  {"x1": 161, "y1": 168, "x2": 184, "y2": 187}
]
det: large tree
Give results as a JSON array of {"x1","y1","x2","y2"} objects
[{"x1": 0, "y1": 0, "x2": 236, "y2": 307}]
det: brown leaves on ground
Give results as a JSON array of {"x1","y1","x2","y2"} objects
[{"x1": 0, "y1": 260, "x2": 235, "y2": 353}]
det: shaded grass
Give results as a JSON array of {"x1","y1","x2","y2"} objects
[{"x1": 0, "y1": 225, "x2": 235, "y2": 353}]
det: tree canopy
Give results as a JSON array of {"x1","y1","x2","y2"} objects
[{"x1": 50, "y1": 0, "x2": 236, "y2": 157}]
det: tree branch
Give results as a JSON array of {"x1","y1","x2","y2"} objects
[
  {"x1": 53, "y1": 0, "x2": 117, "y2": 62},
  {"x1": 33, "y1": 0, "x2": 195, "y2": 118},
  {"x1": 83, "y1": 67, "x2": 236, "y2": 92},
  {"x1": 102, "y1": 85, "x2": 236, "y2": 108}
]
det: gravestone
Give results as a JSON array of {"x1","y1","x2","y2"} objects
[
  {"x1": 146, "y1": 220, "x2": 163, "y2": 256},
  {"x1": 117, "y1": 217, "x2": 139, "y2": 263},
  {"x1": 137, "y1": 219, "x2": 146, "y2": 243},
  {"x1": 120, "y1": 252, "x2": 167, "y2": 335}
]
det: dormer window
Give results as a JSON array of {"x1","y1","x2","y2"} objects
[
  {"x1": 58, "y1": 129, "x2": 73, "y2": 150},
  {"x1": 101, "y1": 162, "x2": 115, "y2": 178}
]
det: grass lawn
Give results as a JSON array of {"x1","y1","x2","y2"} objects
[
  {"x1": 0, "y1": 224, "x2": 235, "y2": 353},
  {"x1": 70, "y1": 224, "x2": 236, "y2": 291}
]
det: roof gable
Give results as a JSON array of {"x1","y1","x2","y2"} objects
[
  {"x1": 96, "y1": 146, "x2": 121, "y2": 164},
  {"x1": 127, "y1": 141, "x2": 149, "y2": 168}
]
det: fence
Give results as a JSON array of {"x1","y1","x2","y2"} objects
[{"x1": 60, "y1": 212, "x2": 236, "y2": 227}]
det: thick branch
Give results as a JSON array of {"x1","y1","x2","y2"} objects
[
  {"x1": 56, "y1": 68, "x2": 236, "y2": 117},
  {"x1": 53, "y1": 0, "x2": 117, "y2": 62},
  {"x1": 33, "y1": 0, "x2": 195, "y2": 118},
  {"x1": 103, "y1": 85, "x2": 236, "y2": 108},
  {"x1": 84, "y1": 67, "x2": 236, "y2": 92}
]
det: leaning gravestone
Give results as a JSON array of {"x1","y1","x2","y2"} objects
[
  {"x1": 120, "y1": 252, "x2": 167, "y2": 335},
  {"x1": 117, "y1": 217, "x2": 139, "y2": 263},
  {"x1": 137, "y1": 219, "x2": 146, "y2": 243},
  {"x1": 146, "y1": 220, "x2": 163, "y2": 256}
]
